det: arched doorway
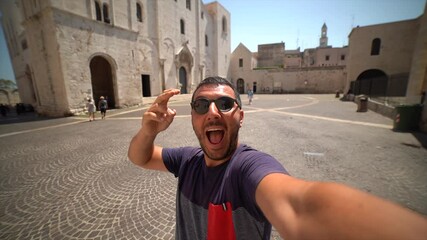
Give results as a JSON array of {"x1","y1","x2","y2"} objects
[
  {"x1": 179, "y1": 67, "x2": 187, "y2": 94},
  {"x1": 237, "y1": 78, "x2": 245, "y2": 94},
  {"x1": 89, "y1": 56, "x2": 115, "y2": 108},
  {"x1": 355, "y1": 69, "x2": 387, "y2": 96}
]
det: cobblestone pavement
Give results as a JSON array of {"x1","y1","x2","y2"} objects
[{"x1": 1, "y1": 94, "x2": 426, "y2": 239}]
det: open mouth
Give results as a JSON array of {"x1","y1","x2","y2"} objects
[{"x1": 206, "y1": 129, "x2": 224, "y2": 144}]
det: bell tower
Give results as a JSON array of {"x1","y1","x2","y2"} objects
[{"x1": 319, "y1": 23, "x2": 328, "y2": 48}]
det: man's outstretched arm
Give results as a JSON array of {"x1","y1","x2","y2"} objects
[
  {"x1": 128, "y1": 89, "x2": 180, "y2": 171},
  {"x1": 256, "y1": 173, "x2": 427, "y2": 240}
]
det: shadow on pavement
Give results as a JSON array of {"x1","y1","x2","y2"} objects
[
  {"x1": 0, "y1": 112, "x2": 55, "y2": 125},
  {"x1": 412, "y1": 132, "x2": 427, "y2": 149}
]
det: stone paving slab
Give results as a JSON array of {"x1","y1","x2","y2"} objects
[{"x1": 0, "y1": 94, "x2": 426, "y2": 239}]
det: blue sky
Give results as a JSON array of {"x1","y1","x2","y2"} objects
[
  {"x1": 1, "y1": 0, "x2": 426, "y2": 82},
  {"x1": 215, "y1": 0, "x2": 426, "y2": 52}
]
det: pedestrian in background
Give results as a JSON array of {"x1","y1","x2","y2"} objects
[
  {"x1": 98, "y1": 96, "x2": 108, "y2": 119},
  {"x1": 86, "y1": 98, "x2": 96, "y2": 122},
  {"x1": 247, "y1": 89, "x2": 254, "y2": 105}
]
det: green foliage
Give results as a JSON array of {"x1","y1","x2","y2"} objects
[{"x1": 0, "y1": 79, "x2": 17, "y2": 90}]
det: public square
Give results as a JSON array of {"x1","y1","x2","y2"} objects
[{"x1": 0, "y1": 94, "x2": 426, "y2": 239}]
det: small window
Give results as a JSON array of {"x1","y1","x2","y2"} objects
[
  {"x1": 186, "y1": 0, "x2": 191, "y2": 10},
  {"x1": 95, "y1": 1, "x2": 102, "y2": 21},
  {"x1": 103, "y1": 3, "x2": 110, "y2": 24},
  {"x1": 222, "y1": 16, "x2": 227, "y2": 33},
  {"x1": 205, "y1": 35, "x2": 208, "y2": 46},
  {"x1": 325, "y1": 55, "x2": 330, "y2": 61},
  {"x1": 341, "y1": 55, "x2": 345, "y2": 60},
  {"x1": 239, "y1": 58, "x2": 243, "y2": 67},
  {"x1": 180, "y1": 19, "x2": 185, "y2": 34},
  {"x1": 371, "y1": 38, "x2": 381, "y2": 55},
  {"x1": 136, "y1": 3, "x2": 142, "y2": 22}
]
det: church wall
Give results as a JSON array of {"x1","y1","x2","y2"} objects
[
  {"x1": 53, "y1": 9, "x2": 142, "y2": 113},
  {"x1": 24, "y1": 8, "x2": 70, "y2": 116},
  {"x1": 205, "y1": 2, "x2": 230, "y2": 78},
  {"x1": 201, "y1": 5, "x2": 215, "y2": 79}
]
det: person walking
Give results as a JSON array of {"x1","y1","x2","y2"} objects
[
  {"x1": 86, "y1": 98, "x2": 96, "y2": 122},
  {"x1": 98, "y1": 96, "x2": 108, "y2": 119},
  {"x1": 247, "y1": 89, "x2": 254, "y2": 105},
  {"x1": 128, "y1": 76, "x2": 427, "y2": 240}
]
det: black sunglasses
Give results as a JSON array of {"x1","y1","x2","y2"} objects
[{"x1": 191, "y1": 96, "x2": 241, "y2": 114}]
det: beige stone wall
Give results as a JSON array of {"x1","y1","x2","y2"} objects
[
  {"x1": 231, "y1": 66, "x2": 346, "y2": 94},
  {"x1": 257, "y1": 43, "x2": 285, "y2": 68},
  {"x1": 346, "y1": 19, "x2": 419, "y2": 84},
  {"x1": 315, "y1": 47, "x2": 348, "y2": 67}
]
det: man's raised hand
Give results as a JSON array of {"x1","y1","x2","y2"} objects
[{"x1": 142, "y1": 89, "x2": 180, "y2": 136}]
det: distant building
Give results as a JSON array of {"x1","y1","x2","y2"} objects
[
  {"x1": 0, "y1": 0, "x2": 230, "y2": 117},
  {"x1": 229, "y1": 23, "x2": 348, "y2": 95}
]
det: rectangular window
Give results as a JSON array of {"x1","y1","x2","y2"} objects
[
  {"x1": 186, "y1": 0, "x2": 191, "y2": 10},
  {"x1": 325, "y1": 55, "x2": 330, "y2": 61},
  {"x1": 341, "y1": 55, "x2": 345, "y2": 60},
  {"x1": 239, "y1": 58, "x2": 243, "y2": 67}
]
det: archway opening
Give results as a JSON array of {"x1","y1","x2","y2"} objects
[
  {"x1": 355, "y1": 69, "x2": 388, "y2": 96},
  {"x1": 89, "y1": 56, "x2": 115, "y2": 108},
  {"x1": 237, "y1": 78, "x2": 245, "y2": 94}
]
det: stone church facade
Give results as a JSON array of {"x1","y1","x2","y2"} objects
[{"x1": 1, "y1": 0, "x2": 230, "y2": 116}]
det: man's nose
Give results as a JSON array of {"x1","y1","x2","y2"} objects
[{"x1": 207, "y1": 102, "x2": 221, "y2": 118}]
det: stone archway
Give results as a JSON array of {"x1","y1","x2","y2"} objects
[
  {"x1": 175, "y1": 43, "x2": 193, "y2": 93},
  {"x1": 89, "y1": 56, "x2": 116, "y2": 108},
  {"x1": 355, "y1": 69, "x2": 388, "y2": 96}
]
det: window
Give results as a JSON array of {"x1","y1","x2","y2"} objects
[
  {"x1": 103, "y1": 3, "x2": 110, "y2": 24},
  {"x1": 341, "y1": 55, "x2": 345, "y2": 60},
  {"x1": 136, "y1": 3, "x2": 142, "y2": 22},
  {"x1": 180, "y1": 19, "x2": 185, "y2": 34},
  {"x1": 325, "y1": 55, "x2": 330, "y2": 61},
  {"x1": 371, "y1": 38, "x2": 381, "y2": 55},
  {"x1": 205, "y1": 35, "x2": 208, "y2": 46},
  {"x1": 222, "y1": 16, "x2": 227, "y2": 33},
  {"x1": 186, "y1": 0, "x2": 191, "y2": 10},
  {"x1": 95, "y1": 1, "x2": 102, "y2": 21},
  {"x1": 201, "y1": 11, "x2": 204, "y2": 19},
  {"x1": 239, "y1": 58, "x2": 243, "y2": 67}
]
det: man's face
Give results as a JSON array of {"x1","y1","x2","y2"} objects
[{"x1": 191, "y1": 84, "x2": 244, "y2": 166}]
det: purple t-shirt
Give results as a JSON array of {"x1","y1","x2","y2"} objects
[{"x1": 162, "y1": 144, "x2": 288, "y2": 240}]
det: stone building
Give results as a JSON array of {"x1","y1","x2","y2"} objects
[
  {"x1": 229, "y1": 23, "x2": 348, "y2": 95},
  {"x1": 345, "y1": 4, "x2": 427, "y2": 131},
  {"x1": 0, "y1": 0, "x2": 230, "y2": 117}
]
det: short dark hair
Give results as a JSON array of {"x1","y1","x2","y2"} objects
[{"x1": 192, "y1": 76, "x2": 242, "y2": 108}]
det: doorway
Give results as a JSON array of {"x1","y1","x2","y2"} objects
[
  {"x1": 179, "y1": 67, "x2": 187, "y2": 94},
  {"x1": 89, "y1": 56, "x2": 115, "y2": 108},
  {"x1": 141, "y1": 74, "x2": 151, "y2": 97}
]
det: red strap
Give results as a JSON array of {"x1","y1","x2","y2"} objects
[{"x1": 207, "y1": 202, "x2": 236, "y2": 240}]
